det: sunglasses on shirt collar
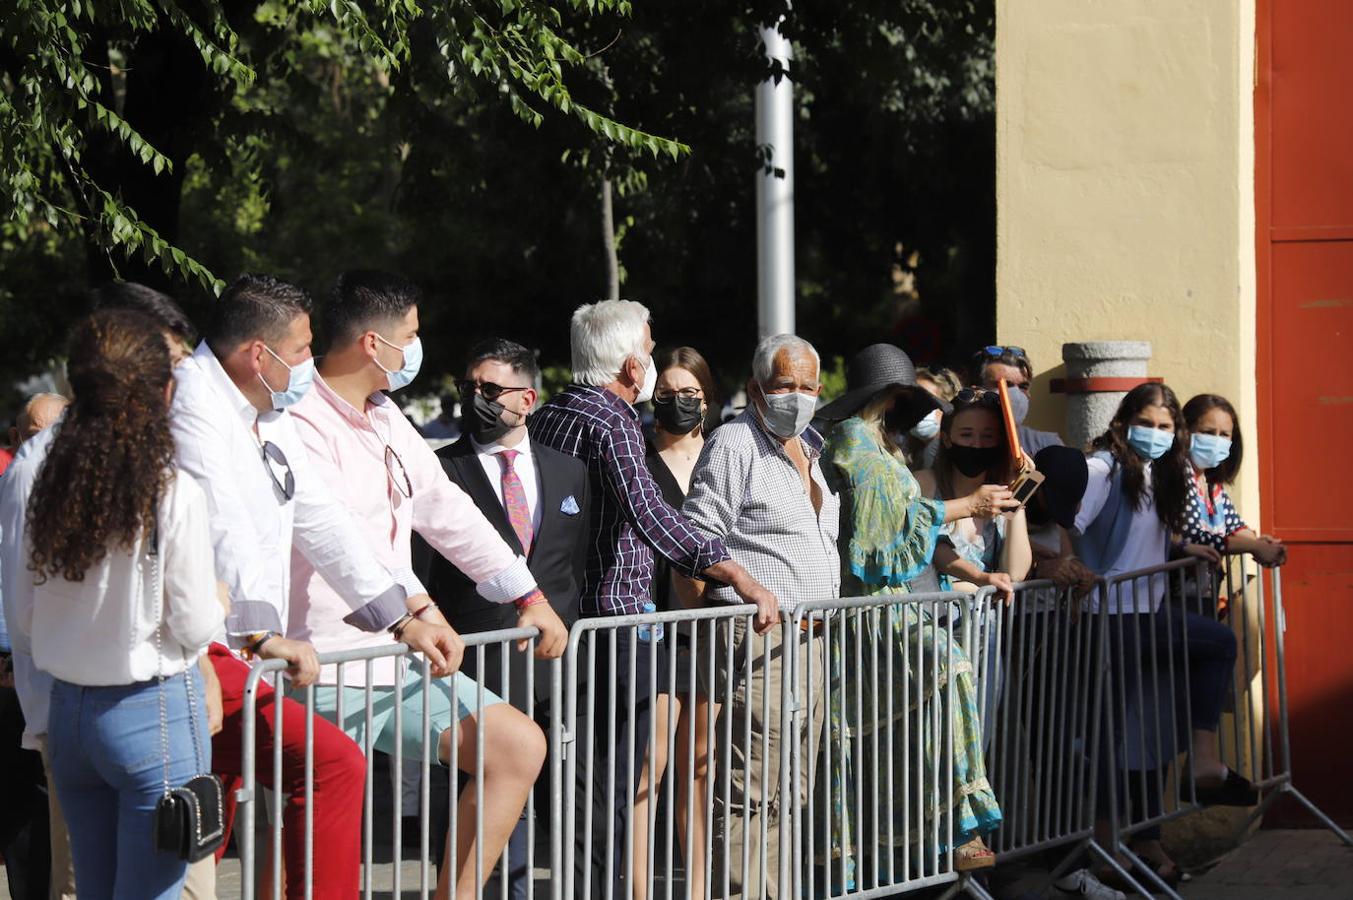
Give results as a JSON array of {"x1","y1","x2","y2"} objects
[
  {"x1": 457, "y1": 380, "x2": 530, "y2": 402},
  {"x1": 261, "y1": 441, "x2": 296, "y2": 501}
]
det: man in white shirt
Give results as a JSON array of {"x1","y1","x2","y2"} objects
[
  {"x1": 288, "y1": 271, "x2": 565, "y2": 899},
  {"x1": 171, "y1": 273, "x2": 462, "y2": 899}
]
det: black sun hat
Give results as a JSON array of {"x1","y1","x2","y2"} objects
[{"x1": 816, "y1": 343, "x2": 948, "y2": 425}]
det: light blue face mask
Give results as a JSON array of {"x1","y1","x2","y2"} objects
[
  {"x1": 910, "y1": 409, "x2": 942, "y2": 440},
  {"x1": 1189, "y1": 433, "x2": 1232, "y2": 471},
  {"x1": 1126, "y1": 424, "x2": 1175, "y2": 461},
  {"x1": 375, "y1": 334, "x2": 423, "y2": 392},
  {"x1": 260, "y1": 346, "x2": 316, "y2": 410}
]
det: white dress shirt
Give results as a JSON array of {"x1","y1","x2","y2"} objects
[
  {"x1": 10, "y1": 468, "x2": 223, "y2": 686},
  {"x1": 472, "y1": 433, "x2": 544, "y2": 536},
  {"x1": 171, "y1": 342, "x2": 415, "y2": 644},
  {"x1": 0, "y1": 424, "x2": 57, "y2": 746}
]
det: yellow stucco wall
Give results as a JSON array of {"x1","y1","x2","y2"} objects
[{"x1": 995, "y1": 0, "x2": 1259, "y2": 520}]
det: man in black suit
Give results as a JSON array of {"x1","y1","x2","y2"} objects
[{"x1": 417, "y1": 338, "x2": 588, "y2": 898}]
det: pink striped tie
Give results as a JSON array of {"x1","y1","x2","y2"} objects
[{"x1": 497, "y1": 449, "x2": 533, "y2": 555}]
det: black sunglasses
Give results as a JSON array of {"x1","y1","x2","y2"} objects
[
  {"x1": 261, "y1": 441, "x2": 295, "y2": 501},
  {"x1": 457, "y1": 380, "x2": 530, "y2": 403},
  {"x1": 384, "y1": 444, "x2": 412, "y2": 499},
  {"x1": 953, "y1": 387, "x2": 1001, "y2": 408}
]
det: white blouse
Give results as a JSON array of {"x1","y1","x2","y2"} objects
[{"x1": 14, "y1": 468, "x2": 223, "y2": 686}]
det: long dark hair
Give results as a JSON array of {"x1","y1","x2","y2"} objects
[
  {"x1": 934, "y1": 388, "x2": 1015, "y2": 501},
  {"x1": 1089, "y1": 383, "x2": 1190, "y2": 529},
  {"x1": 1182, "y1": 393, "x2": 1243, "y2": 486},
  {"x1": 28, "y1": 310, "x2": 177, "y2": 583}
]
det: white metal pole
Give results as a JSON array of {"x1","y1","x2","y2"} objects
[{"x1": 755, "y1": 19, "x2": 796, "y2": 338}]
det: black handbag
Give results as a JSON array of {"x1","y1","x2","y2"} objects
[{"x1": 147, "y1": 520, "x2": 226, "y2": 862}]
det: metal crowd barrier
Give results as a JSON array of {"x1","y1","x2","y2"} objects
[
  {"x1": 562, "y1": 604, "x2": 807, "y2": 900},
  {"x1": 228, "y1": 555, "x2": 1348, "y2": 900},
  {"x1": 965, "y1": 581, "x2": 1108, "y2": 877},
  {"x1": 791, "y1": 590, "x2": 998, "y2": 900},
  {"x1": 1215, "y1": 553, "x2": 1350, "y2": 845},
  {"x1": 237, "y1": 626, "x2": 562, "y2": 900}
]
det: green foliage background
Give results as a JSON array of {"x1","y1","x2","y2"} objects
[{"x1": 1, "y1": 0, "x2": 994, "y2": 410}]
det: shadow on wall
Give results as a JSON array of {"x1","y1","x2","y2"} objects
[{"x1": 1028, "y1": 363, "x2": 1072, "y2": 445}]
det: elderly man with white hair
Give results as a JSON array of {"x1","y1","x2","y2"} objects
[
  {"x1": 681, "y1": 333, "x2": 840, "y2": 899},
  {"x1": 531, "y1": 299, "x2": 780, "y2": 898}
]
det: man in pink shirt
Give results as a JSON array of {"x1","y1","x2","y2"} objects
[{"x1": 289, "y1": 271, "x2": 566, "y2": 900}]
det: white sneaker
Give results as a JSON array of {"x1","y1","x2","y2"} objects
[{"x1": 1053, "y1": 868, "x2": 1126, "y2": 900}]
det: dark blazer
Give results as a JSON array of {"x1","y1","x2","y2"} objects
[{"x1": 414, "y1": 434, "x2": 589, "y2": 704}]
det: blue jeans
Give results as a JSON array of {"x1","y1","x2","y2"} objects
[{"x1": 49, "y1": 670, "x2": 210, "y2": 900}]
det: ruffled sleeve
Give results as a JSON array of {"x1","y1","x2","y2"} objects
[{"x1": 825, "y1": 417, "x2": 945, "y2": 590}]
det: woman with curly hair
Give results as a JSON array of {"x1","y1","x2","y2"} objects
[{"x1": 10, "y1": 310, "x2": 223, "y2": 900}]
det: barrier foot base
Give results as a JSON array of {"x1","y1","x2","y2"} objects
[
  {"x1": 1114, "y1": 841, "x2": 1183, "y2": 900},
  {"x1": 959, "y1": 874, "x2": 999, "y2": 900},
  {"x1": 1229, "y1": 782, "x2": 1284, "y2": 846},
  {"x1": 1284, "y1": 785, "x2": 1353, "y2": 847},
  {"x1": 1037, "y1": 838, "x2": 1094, "y2": 893},
  {"x1": 1085, "y1": 840, "x2": 1153, "y2": 900}
]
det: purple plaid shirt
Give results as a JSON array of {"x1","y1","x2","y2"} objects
[{"x1": 529, "y1": 384, "x2": 730, "y2": 617}]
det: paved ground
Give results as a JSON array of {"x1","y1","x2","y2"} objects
[
  {"x1": 5, "y1": 829, "x2": 1350, "y2": 898},
  {"x1": 1181, "y1": 830, "x2": 1353, "y2": 900}
]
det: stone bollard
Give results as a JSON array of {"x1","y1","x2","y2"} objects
[{"x1": 1060, "y1": 341, "x2": 1153, "y2": 450}]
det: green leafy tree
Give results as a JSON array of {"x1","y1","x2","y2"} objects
[{"x1": 0, "y1": 0, "x2": 686, "y2": 294}]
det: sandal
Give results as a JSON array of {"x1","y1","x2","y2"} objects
[
  {"x1": 1194, "y1": 766, "x2": 1259, "y2": 807},
  {"x1": 955, "y1": 838, "x2": 996, "y2": 872}
]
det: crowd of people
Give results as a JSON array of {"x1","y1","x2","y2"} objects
[{"x1": 0, "y1": 276, "x2": 1284, "y2": 900}]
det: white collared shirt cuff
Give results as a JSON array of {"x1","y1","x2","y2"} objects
[
  {"x1": 392, "y1": 567, "x2": 428, "y2": 601},
  {"x1": 475, "y1": 556, "x2": 538, "y2": 604}
]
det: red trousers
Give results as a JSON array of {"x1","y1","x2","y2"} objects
[{"x1": 208, "y1": 644, "x2": 365, "y2": 900}]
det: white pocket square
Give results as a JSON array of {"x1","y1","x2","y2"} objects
[{"x1": 560, "y1": 495, "x2": 580, "y2": 515}]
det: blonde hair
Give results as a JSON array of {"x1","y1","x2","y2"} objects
[
  {"x1": 857, "y1": 390, "x2": 907, "y2": 460},
  {"x1": 916, "y1": 366, "x2": 962, "y2": 403}
]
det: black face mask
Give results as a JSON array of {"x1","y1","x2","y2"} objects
[
  {"x1": 653, "y1": 395, "x2": 704, "y2": 435},
  {"x1": 948, "y1": 443, "x2": 1002, "y2": 478},
  {"x1": 462, "y1": 392, "x2": 514, "y2": 444}
]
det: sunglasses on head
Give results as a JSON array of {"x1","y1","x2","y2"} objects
[
  {"x1": 457, "y1": 380, "x2": 529, "y2": 402},
  {"x1": 953, "y1": 387, "x2": 1001, "y2": 408},
  {"x1": 975, "y1": 345, "x2": 1028, "y2": 361}
]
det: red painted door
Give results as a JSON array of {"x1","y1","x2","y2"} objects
[{"x1": 1256, "y1": 0, "x2": 1353, "y2": 826}]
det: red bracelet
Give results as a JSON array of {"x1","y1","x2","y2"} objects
[
  {"x1": 409, "y1": 602, "x2": 434, "y2": 621},
  {"x1": 515, "y1": 589, "x2": 548, "y2": 611}
]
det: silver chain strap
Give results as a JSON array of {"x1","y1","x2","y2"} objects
[{"x1": 151, "y1": 513, "x2": 207, "y2": 799}]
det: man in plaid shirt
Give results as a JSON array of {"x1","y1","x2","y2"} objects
[{"x1": 531, "y1": 299, "x2": 779, "y2": 898}]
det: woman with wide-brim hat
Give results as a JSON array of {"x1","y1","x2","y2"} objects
[{"x1": 816, "y1": 344, "x2": 1018, "y2": 883}]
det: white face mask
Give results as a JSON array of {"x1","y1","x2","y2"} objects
[
  {"x1": 634, "y1": 354, "x2": 657, "y2": 404},
  {"x1": 755, "y1": 382, "x2": 817, "y2": 439},
  {"x1": 910, "y1": 408, "x2": 942, "y2": 440}
]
